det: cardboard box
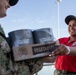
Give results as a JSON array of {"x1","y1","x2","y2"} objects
[
  {"x1": 12, "y1": 41, "x2": 56, "y2": 61},
  {"x1": 8, "y1": 29, "x2": 56, "y2": 61}
]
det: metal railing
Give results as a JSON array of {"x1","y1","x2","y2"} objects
[{"x1": 34, "y1": 63, "x2": 54, "y2": 75}]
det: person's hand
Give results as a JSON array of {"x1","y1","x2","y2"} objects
[
  {"x1": 51, "y1": 44, "x2": 70, "y2": 56},
  {"x1": 42, "y1": 56, "x2": 56, "y2": 63}
]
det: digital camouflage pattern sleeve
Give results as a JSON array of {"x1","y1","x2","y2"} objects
[
  {"x1": 0, "y1": 25, "x2": 11, "y2": 75},
  {"x1": 0, "y1": 25, "x2": 43, "y2": 75}
]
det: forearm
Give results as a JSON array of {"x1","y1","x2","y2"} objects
[
  {"x1": 43, "y1": 56, "x2": 56, "y2": 63},
  {"x1": 69, "y1": 47, "x2": 76, "y2": 55}
]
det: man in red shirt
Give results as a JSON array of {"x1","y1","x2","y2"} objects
[{"x1": 44, "y1": 15, "x2": 76, "y2": 75}]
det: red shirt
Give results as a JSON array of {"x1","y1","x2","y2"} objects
[{"x1": 55, "y1": 37, "x2": 76, "y2": 72}]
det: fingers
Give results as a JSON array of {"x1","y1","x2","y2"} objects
[
  {"x1": 43, "y1": 56, "x2": 56, "y2": 63},
  {"x1": 50, "y1": 44, "x2": 67, "y2": 56},
  {"x1": 51, "y1": 47, "x2": 61, "y2": 56}
]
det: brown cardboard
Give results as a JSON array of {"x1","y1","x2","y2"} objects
[{"x1": 12, "y1": 41, "x2": 56, "y2": 61}]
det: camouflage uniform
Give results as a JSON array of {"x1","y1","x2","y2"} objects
[
  {"x1": 0, "y1": 25, "x2": 10, "y2": 75},
  {"x1": 0, "y1": 25, "x2": 43, "y2": 75},
  {"x1": 54, "y1": 69, "x2": 76, "y2": 75}
]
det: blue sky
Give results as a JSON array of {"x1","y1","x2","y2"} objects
[{"x1": 0, "y1": 0, "x2": 76, "y2": 39}]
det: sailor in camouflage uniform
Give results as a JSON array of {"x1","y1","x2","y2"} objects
[{"x1": 0, "y1": 0, "x2": 43, "y2": 75}]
